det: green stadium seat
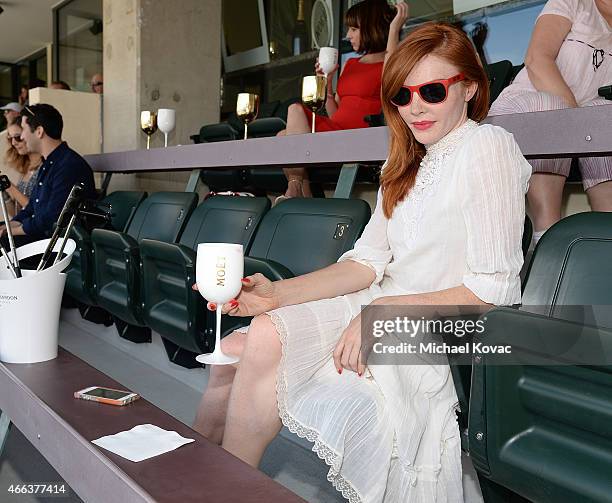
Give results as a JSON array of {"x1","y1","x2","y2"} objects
[
  {"x1": 91, "y1": 192, "x2": 198, "y2": 342},
  {"x1": 140, "y1": 195, "x2": 270, "y2": 366},
  {"x1": 64, "y1": 191, "x2": 147, "y2": 317},
  {"x1": 217, "y1": 197, "x2": 372, "y2": 338},
  {"x1": 468, "y1": 212, "x2": 612, "y2": 502}
]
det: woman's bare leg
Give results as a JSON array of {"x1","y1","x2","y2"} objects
[
  {"x1": 527, "y1": 172, "x2": 566, "y2": 232},
  {"x1": 586, "y1": 181, "x2": 612, "y2": 212},
  {"x1": 222, "y1": 314, "x2": 283, "y2": 466},
  {"x1": 277, "y1": 103, "x2": 313, "y2": 197},
  {"x1": 192, "y1": 331, "x2": 246, "y2": 443}
]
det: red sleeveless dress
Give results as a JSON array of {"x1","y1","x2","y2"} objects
[{"x1": 305, "y1": 57, "x2": 384, "y2": 132}]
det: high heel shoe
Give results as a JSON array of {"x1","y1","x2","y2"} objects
[{"x1": 274, "y1": 179, "x2": 304, "y2": 205}]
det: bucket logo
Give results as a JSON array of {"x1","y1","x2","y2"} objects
[
  {"x1": 216, "y1": 256, "x2": 226, "y2": 286},
  {"x1": 0, "y1": 293, "x2": 18, "y2": 309}
]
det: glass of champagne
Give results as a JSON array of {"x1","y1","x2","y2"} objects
[
  {"x1": 302, "y1": 75, "x2": 327, "y2": 133},
  {"x1": 236, "y1": 93, "x2": 260, "y2": 140},
  {"x1": 157, "y1": 108, "x2": 176, "y2": 147},
  {"x1": 195, "y1": 243, "x2": 244, "y2": 365},
  {"x1": 140, "y1": 111, "x2": 158, "y2": 150}
]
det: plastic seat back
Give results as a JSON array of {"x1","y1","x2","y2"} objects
[
  {"x1": 248, "y1": 198, "x2": 371, "y2": 276},
  {"x1": 103, "y1": 190, "x2": 147, "y2": 231},
  {"x1": 179, "y1": 195, "x2": 270, "y2": 251},
  {"x1": 126, "y1": 191, "x2": 198, "y2": 243},
  {"x1": 65, "y1": 190, "x2": 147, "y2": 304},
  {"x1": 469, "y1": 213, "x2": 612, "y2": 502},
  {"x1": 199, "y1": 123, "x2": 240, "y2": 142}
]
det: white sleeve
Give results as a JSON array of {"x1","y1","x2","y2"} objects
[
  {"x1": 337, "y1": 187, "x2": 392, "y2": 284},
  {"x1": 538, "y1": 0, "x2": 577, "y2": 21},
  {"x1": 460, "y1": 125, "x2": 531, "y2": 306}
]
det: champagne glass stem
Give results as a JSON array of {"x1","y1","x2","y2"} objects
[
  {"x1": 311, "y1": 112, "x2": 316, "y2": 134},
  {"x1": 146, "y1": 135, "x2": 151, "y2": 150},
  {"x1": 164, "y1": 132, "x2": 168, "y2": 148},
  {"x1": 215, "y1": 304, "x2": 223, "y2": 354},
  {"x1": 244, "y1": 123, "x2": 248, "y2": 140}
]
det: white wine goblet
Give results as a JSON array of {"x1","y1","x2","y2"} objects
[{"x1": 195, "y1": 243, "x2": 244, "y2": 365}]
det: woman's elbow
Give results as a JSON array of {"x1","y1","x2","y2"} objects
[{"x1": 524, "y1": 50, "x2": 555, "y2": 73}]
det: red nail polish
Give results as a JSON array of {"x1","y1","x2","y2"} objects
[
  {"x1": 210, "y1": 303, "x2": 217, "y2": 310},
  {"x1": 358, "y1": 372, "x2": 362, "y2": 377},
  {"x1": 230, "y1": 300, "x2": 239, "y2": 307},
  {"x1": 337, "y1": 368, "x2": 342, "y2": 374},
  {"x1": 242, "y1": 277, "x2": 251, "y2": 282}
]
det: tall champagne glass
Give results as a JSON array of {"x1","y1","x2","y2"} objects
[
  {"x1": 236, "y1": 93, "x2": 260, "y2": 140},
  {"x1": 195, "y1": 243, "x2": 244, "y2": 365},
  {"x1": 302, "y1": 75, "x2": 327, "y2": 133},
  {"x1": 157, "y1": 108, "x2": 176, "y2": 147},
  {"x1": 140, "y1": 111, "x2": 158, "y2": 150}
]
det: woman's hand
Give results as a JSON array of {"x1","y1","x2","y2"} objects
[
  {"x1": 192, "y1": 273, "x2": 279, "y2": 317},
  {"x1": 390, "y1": 1, "x2": 409, "y2": 35},
  {"x1": 5, "y1": 186, "x2": 18, "y2": 201},
  {"x1": 333, "y1": 312, "x2": 367, "y2": 376},
  {"x1": 315, "y1": 59, "x2": 338, "y2": 78}
]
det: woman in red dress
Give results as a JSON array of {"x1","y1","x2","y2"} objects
[{"x1": 278, "y1": 0, "x2": 409, "y2": 199}]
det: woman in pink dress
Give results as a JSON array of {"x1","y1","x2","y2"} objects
[{"x1": 490, "y1": 0, "x2": 612, "y2": 245}]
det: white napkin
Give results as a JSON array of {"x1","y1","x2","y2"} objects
[{"x1": 92, "y1": 424, "x2": 195, "y2": 462}]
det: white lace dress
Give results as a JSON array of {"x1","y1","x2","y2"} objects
[{"x1": 267, "y1": 120, "x2": 531, "y2": 502}]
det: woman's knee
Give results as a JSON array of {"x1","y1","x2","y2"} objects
[
  {"x1": 287, "y1": 103, "x2": 305, "y2": 122},
  {"x1": 220, "y1": 330, "x2": 247, "y2": 356},
  {"x1": 242, "y1": 315, "x2": 281, "y2": 363}
]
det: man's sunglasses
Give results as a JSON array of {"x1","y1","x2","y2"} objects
[{"x1": 390, "y1": 73, "x2": 465, "y2": 107}]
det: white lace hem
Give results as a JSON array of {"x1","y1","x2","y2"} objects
[{"x1": 270, "y1": 311, "x2": 365, "y2": 503}]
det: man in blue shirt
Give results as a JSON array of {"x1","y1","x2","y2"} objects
[{"x1": 0, "y1": 104, "x2": 95, "y2": 248}]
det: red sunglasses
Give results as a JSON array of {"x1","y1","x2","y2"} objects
[{"x1": 390, "y1": 73, "x2": 465, "y2": 107}]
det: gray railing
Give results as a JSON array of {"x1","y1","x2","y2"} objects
[{"x1": 85, "y1": 105, "x2": 612, "y2": 197}]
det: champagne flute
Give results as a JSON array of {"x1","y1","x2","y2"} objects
[
  {"x1": 195, "y1": 243, "x2": 244, "y2": 365},
  {"x1": 236, "y1": 93, "x2": 260, "y2": 140},
  {"x1": 302, "y1": 75, "x2": 327, "y2": 133},
  {"x1": 140, "y1": 111, "x2": 158, "y2": 150},
  {"x1": 157, "y1": 108, "x2": 176, "y2": 147}
]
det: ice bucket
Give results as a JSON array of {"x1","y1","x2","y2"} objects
[{"x1": 0, "y1": 238, "x2": 75, "y2": 363}]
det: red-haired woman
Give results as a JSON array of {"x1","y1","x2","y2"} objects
[
  {"x1": 279, "y1": 0, "x2": 408, "y2": 199},
  {"x1": 194, "y1": 23, "x2": 530, "y2": 502}
]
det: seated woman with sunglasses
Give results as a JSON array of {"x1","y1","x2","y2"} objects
[
  {"x1": 2, "y1": 117, "x2": 41, "y2": 218},
  {"x1": 193, "y1": 22, "x2": 530, "y2": 502}
]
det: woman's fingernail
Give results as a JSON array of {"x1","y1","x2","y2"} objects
[
  {"x1": 337, "y1": 368, "x2": 342, "y2": 375},
  {"x1": 358, "y1": 372, "x2": 362, "y2": 377},
  {"x1": 210, "y1": 303, "x2": 217, "y2": 310},
  {"x1": 230, "y1": 300, "x2": 239, "y2": 307},
  {"x1": 242, "y1": 278, "x2": 250, "y2": 283}
]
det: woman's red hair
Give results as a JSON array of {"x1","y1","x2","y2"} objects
[{"x1": 380, "y1": 22, "x2": 490, "y2": 218}]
